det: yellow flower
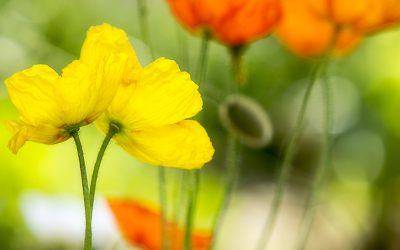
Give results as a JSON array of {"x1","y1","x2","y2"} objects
[
  {"x1": 5, "y1": 23, "x2": 128, "y2": 153},
  {"x1": 96, "y1": 26, "x2": 214, "y2": 169}
]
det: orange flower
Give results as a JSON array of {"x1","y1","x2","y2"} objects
[
  {"x1": 108, "y1": 198, "x2": 211, "y2": 250},
  {"x1": 166, "y1": 0, "x2": 282, "y2": 46},
  {"x1": 276, "y1": 0, "x2": 400, "y2": 57}
]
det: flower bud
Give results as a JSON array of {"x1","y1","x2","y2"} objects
[{"x1": 219, "y1": 94, "x2": 273, "y2": 148}]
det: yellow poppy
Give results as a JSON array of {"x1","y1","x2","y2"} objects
[
  {"x1": 98, "y1": 58, "x2": 214, "y2": 169},
  {"x1": 5, "y1": 24, "x2": 128, "y2": 153},
  {"x1": 94, "y1": 26, "x2": 214, "y2": 169}
]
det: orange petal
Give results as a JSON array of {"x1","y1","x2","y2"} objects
[
  {"x1": 167, "y1": 0, "x2": 281, "y2": 45},
  {"x1": 108, "y1": 198, "x2": 212, "y2": 250},
  {"x1": 276, "y1": 0, "x2": 362, "y2": 57},
  {"x1": 213, "y1": 0, "x2": 282, "y2": 45},
  {"x1": 276, "y1": 0, "x2": 334, "y2": 56}
]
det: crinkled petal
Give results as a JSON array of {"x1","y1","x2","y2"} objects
[
  {"x1": 80, "y1": 23, "x2": 142, "y2": 84},
  {"x1": 6, "y1": 120, "x2": 69, "y2": 154},
  {"x1": 108, "y1": 57, "x2": 202, "y2": 130},
  {"x1": 114, "y1": 120, "x2": 214, "y2": 169},
  {"x1": 5, "y1": 65, "x2": 64, "y2": 127},
  {"x1": 59, "y1": 54, "x2": 127, "y2": 125}
]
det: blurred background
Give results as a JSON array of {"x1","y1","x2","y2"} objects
[{"x1": 1, "y1": 0, "x2": 400, "y2": 249}]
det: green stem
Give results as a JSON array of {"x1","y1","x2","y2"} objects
[
  {"x1": 71, "y1": 130, "x2": 92, "y2": 250},
  {"x1": 183, "y1": 170, "x2": 200, "y2": 250},
  {"x1": 209, "y1": 49, "x2": 244, "y2": 249},
  {"x1": 89, "y1": 123, "x2": 119, "y2": 209},
  {"x1": 176, "y1": 25, "x2": 190, "y2": 70},
  {"x1": 159, "y1": 167, "x2": 169, "y2": 250},
  {"x1": 210, "y1": 135, "x2": 238, "y2": 250},
  {"x1": 182, "y1": 31, "x2": 211, "y2": 250},
  {"x1": 255, "y1": 57, "x2": 329, "y2": 250},
  {"x1": 230, "y1": 46, "x2": 246, "y2": 88},
  {"x1": 196, "y1": 31, "x2": 210, "y2": 88},
  {"x1": 137, "y1": 0, "x2": 154, "y2": 59},
  {"x1": 172, "y1": 169, "x2": 186, "y2": 247},
  {"x1": 294, "y1": 61, "x2": 332, "y2": 250}
]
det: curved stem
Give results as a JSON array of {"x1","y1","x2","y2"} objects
[
  {"x1": 159, "y1": 167, "x2": 170, "y2": 250},
  {"x1": 294, "y1": 61, "x2": 333, "y2": 250},
  {"x1": 256, "y1": 57, "x2": 329, "y2": 250},
  {"x1": 71, "y1": 131, "x2": 92, "y2": 250},
  {"x1": 89, "y1": 123, "x2": 119, "y2": 209},
  {"x1": 183, "y1": 170, "x2": 200, "y2": 250}
]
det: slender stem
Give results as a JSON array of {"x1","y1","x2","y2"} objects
[
  {"x1": 159, "y1": 167, "x2": 170, "y2": 250},
  {"x1": 294, "y1": 61, "x2": 333, "y2": 250},
  {"x1": 71, "y1": 131, "x2": 92, "y2": 250},
  {"x1": 137, "y1": 0, "x2": 154, "y2": 59},
  {"x1": 196, "y1": 31, "x2": 210, "y2": 88},
  {"x1": 172, "y1": 170, "x2": 186, "y2": 247},
  {"x1": 255, "y1": 58, "x2": 329, "y2": 250},
  {"x1": 89, "y1": 123, "x2": 119, "y2": 209},
  {"x1": 183, "y1": 170, "x2": 200, "y2": 250},
  {"x1": 230, "y1": 46, "x2": 246, "y2": 88},
  {"x1": 210, "y1": 135, "x2": 238, "y2": 249},
  {"x1": 182, "y1": 31, "x2": 211, "y2": 250},
  {"x1": 209, "y1": 48, "x2": 244, "y2": 249},
  {"x1": 176, "y1": 25, "x2": 190, "y2": 70}
]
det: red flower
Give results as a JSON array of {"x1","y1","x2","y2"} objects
[
  {"x1": 166, "y1": 0, "x2": 282, "y2": 46},
  {"x1": 108, "y1": 198, "x2": 211, "y2": 250}
]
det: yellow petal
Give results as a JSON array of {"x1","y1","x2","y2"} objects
[
  {"x1": 59, "y1": 55, "x2": 127, "y2": 125},
  {"x1": 80, "y1": 23, "x2": 142, "y2": 84},
  {"x1": 114, "y1": 120, "x2": 214, "y2": 169},
  {"x1": 5, "y1": 65, "x2": 64, "y2": 127},
  {"x1": 108, "y1": 58, "x2": 203, "y2": 130},
  {"x1": 6, "y1": 120, "x2": 69, "y2": 154}
]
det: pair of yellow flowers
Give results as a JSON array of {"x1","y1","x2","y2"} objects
[{"x1": 5, "y1": 23, "x2": 214, "y2": 169}]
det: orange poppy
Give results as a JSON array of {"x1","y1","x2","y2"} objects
[
  {"x1": 108, "y1": 198, "x2": 211, "y2": 250},
  {"x1": 276, "y1": 0, "x2": 400, "y2": 57},
  {"x1": 166, "y1": 0, "x2": 282, "y2": 46}
]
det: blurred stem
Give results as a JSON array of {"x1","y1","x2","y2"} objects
[
  {"x1": 137, "y1": 0, "x2": 154, "y2": 59},
  {"x1": 159, "y1": 167, "x2": 170, "y2": 250},
  {"x1": 255, "y1": 57, "x2": 329, "y2": 250},
  {"x1": 196, "y1": 31, "x2": 210, "y2": 88},
  {"x1": 210, "y1": 135, "x2": 238, "y2": 250},
  {"x1": 230, "y1": 45, "x2": 246, "y2": 88},
  {"x1": 294, "y1": 59, "x2": 332, "y2": 250},
  {"x1": 209, "y1": 47, "x2": 244, "y2": 249},
  {"x1": 89, "y1": 123, "x2": 120, "y2": 209},
  {"x1": 183, "y1": 170, "x2": 200, "y2": 250},
  {"x1": 176, "y1": 25, "x2": 190, "y2": 70},
  {"x1": 172, "y1": 170, "x2": 186, "y2": 246},
  {"x1": 182, "y1": 31, "x2": 211, "y2": 250},
  {"x1": 71, "y1": 130, "x2": 92, "y2": 250}
]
